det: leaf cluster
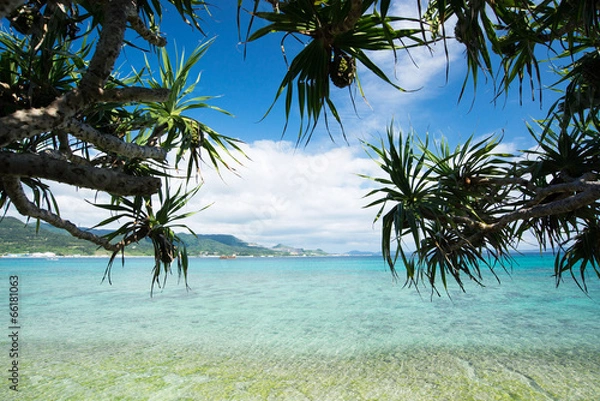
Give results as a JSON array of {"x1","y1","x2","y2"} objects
[
  {"x1": 93, "y1": 182, "x2": 205, "y2": 295},
  {"x1": 364, "y1": 127, "x2": 516, "y2": 294},
  {"x1": 361, "y1": 0, "x2": 600, "y2": 293},
  {"x1": 239, "y1": 0, "x2": 430, "y2": 144}
]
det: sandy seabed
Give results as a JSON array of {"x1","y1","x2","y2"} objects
[{"x1": 7, "y1": 340, "x2": 600, "y2": 401}]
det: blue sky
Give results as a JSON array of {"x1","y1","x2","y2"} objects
[
  {"x1": 9, "y1": 1, "x2": 563, "y2": 253},
  {"x1": 145, "y1": 1, "x2": 557, "y2": 253},
  {"x1": 156, "y1": 2, "x2": 555, "y2": 148}
]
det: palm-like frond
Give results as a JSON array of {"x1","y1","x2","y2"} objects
[
  {"x1": 137, "y1": 0, "x2": 209, "y2": 33},
  {"x1": 362, "y1": 126, "x2": 440, "y2": 283},
  {"x1": 92, "y1": 181, "x2": 205, "y2": 294},
  {"x1": 0, "y1": 28, "x2": 91, "y2": 115},
  {"x1": 363, "y1": 126, "x2": 516, "y2": 294},
  {"x1": 139, "y1": 40, "x2": 245, "y2": 180},
  {"x1": 241, "y1": 0, "x2": 430, "y2": 143},
  {"x1": 555, "y1": 219, "x2": 600, "y2": 292}
]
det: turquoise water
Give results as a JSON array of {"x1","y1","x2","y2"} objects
[{"x1": 1, "y1": 254, "x2": 599, "y2": 400}]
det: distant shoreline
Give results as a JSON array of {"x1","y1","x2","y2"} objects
[{"x1": 0, "y1": 253, "x2": 381, "y2": 260}]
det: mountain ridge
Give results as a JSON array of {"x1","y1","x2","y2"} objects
[{"x1": 0, "y1": 217, "x2": 328, "y2": 257}]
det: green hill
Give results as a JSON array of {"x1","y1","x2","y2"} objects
[
  {"x1": 0, "y1": 217, "x2": 107, "y2": 256},
  {"x1": 0, "y1": 217, "x2": 327, "y2": 257}
]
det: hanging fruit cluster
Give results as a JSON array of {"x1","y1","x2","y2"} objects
[{"x1": 329, "y1": 48, "x2": 356, "y2": 88}]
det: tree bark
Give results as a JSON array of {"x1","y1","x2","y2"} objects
[
  {"x1": 1, "y1": 176, "x2": 119, "y2": 251},
  {"x1": 0, "y1": 90, "x2": 83, "y2": 147},
  {"x1": 100, "y1": 87, "x2": 170, "y2": 103},
  {"x1": 78, "y1": 0, "x2": 133, "y2": 97},
  {"x1": 445, "y1": 178, "x2": 600, "y2": 254},
  {"x1": 127, "y1": 13, "x2": 167, "y2": 47},
  {"x1": 60, "y1": 119, "x2": 167, "y2": 161},
  {"x1": 0, "y1": 152, "x2": 161, "y2": 196}
]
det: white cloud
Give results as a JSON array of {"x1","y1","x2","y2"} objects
[
  {"x1": 6, "y1": 140, "x2": 387, "y2": 254},
  {"x1": 189, "y1": 140, "x2": 384, "y2": 253}
]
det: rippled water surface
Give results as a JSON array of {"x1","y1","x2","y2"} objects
[{"x1": 1, "y1": 255, "x2": 599, "y2": 400}]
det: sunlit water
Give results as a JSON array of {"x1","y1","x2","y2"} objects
[{"x1": 1, "y1": 254, "x2": 599, "y2": 400}]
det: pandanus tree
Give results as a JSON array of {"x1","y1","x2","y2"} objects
[
  {"x1": 241, "y1": 0, "x2": 600, "y2": 292},
  {"x1": 239, "y1": 0, "x2": 428, "y2": 142},
  {"x1": 360, "y1": 0, "x2": 600, "y2": 294},
  {"x1": 0, "y1": 0, "x2": 242, "y2": 291}
]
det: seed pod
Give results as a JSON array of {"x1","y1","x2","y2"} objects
[
  {"x1": 190, "y1": 126, "x2": 204, "y2": 149},
  {"x1": 9, "y1": 6, "x2": 37, "y2": 36},
  {"x1": 329, "y1": 49, "x2": 356, "y2": 88},
  {"x1": 454, "y1": 20, "x2": 466, "y2": 44}
]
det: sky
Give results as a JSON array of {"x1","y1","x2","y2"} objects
[{"x1": 7, "y1": 1, "x2": 563, "y2": 253}]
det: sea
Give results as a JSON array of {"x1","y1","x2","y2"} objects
[{"x1": 1, "y1": 254, "x2": 599, "y2": 400}]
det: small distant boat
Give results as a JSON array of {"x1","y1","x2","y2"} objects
[{"x1": 219, "y1": 255, "x2": 236, "y2": 260}]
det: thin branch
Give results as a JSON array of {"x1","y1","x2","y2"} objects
[
  {"x1": 127, "y1": 13, "x2": 167, "y2": 47},
  {"x1": 1, "y1": 176, "x2": 119, "y2": 252},
  {"x1": 60, "y1": 118, "x2": 167, "y2": 161},
  {"x1": 526, "y1": 173, "x2": 598, "y2": 207},
  {"x1": 499, "y1": 182, "x2": 600, "y2": 225},
  {"x1": 446, "y1": 180, "x2": 600, "y2": 253},
  {"x1": 99, "y1": 87, "x2": 170, "y2": 103},
  {"x1": 451, "y1": 215, "x2": 491, "y2": 231},
  {"x1": 0, "y1": 152, "x2": 161, "y2": 196},
  {"x1": 470, "y1": 176, "x2": 538, "y2": 193},
  {"x1": 57, "y1": 131, "x2": 72, "y2": 158}
]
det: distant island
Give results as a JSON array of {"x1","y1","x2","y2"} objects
[{"x1": 0, "y1": 217, "x2": 335, "y2": 258}]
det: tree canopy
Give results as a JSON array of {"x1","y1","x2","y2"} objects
[{"x1": 0, "y1": 0, "x2": 598, "y2": 294}]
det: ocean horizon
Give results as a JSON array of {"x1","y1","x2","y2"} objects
[{"x1": 2, "y1": 254, "x2": 599, "y2": 400}]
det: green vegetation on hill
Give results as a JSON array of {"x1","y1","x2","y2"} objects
[
  {"x1": 0, "y1": 217, "x2": 107, "y2": 256},
  {"x1": 0, "y1": 217, "x2": 328, "y2": 257}
]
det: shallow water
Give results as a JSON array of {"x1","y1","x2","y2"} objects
[{"x1": 1, "y1": 254, "x2": 599, "y2": 400}]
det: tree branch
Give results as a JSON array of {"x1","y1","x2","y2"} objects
[
  {"x1": 470, "y1": 176, "x2": 538, "y2": 193},
  {"x1": 99, "y1": 87, "x2": 170, "y2": 103},
  {"x1": 1, "y1": 176, "x2": 119, "y2": 252},
  {"x1": 127, "y1": 13, "x2": 167, "y2": 47},
  {"x1": 0, "y1": 90, "x2": 83, "y2": 147},
  {"x1": 500, "y1": 181, "x2": 600, "y2": 225},
  {"x1": 446, "y1": 180, "x2": 600, "y2": 253},
  {"x1": 526, "y1": 173, "x2": 598, "y2": 207},
  {"x1": 60, "y1": 118, "x2": 167, "y2": 161},
  {"x1": 0, "y1": 86, "x2": 171, "y2": 147},
  {"x1": 78, "y1": 0, "x2": 133, "y2": 97},
  {"x1": 0, "y1": 152, "x2": 161, "y2": 196}
]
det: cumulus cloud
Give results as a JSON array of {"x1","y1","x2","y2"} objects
[
  {"x1": 189, "y1": 140, "x2": 384, "y2": 253},
  {"x1": 6, "y1": 140, "x2": 388, "y2": 254}
]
